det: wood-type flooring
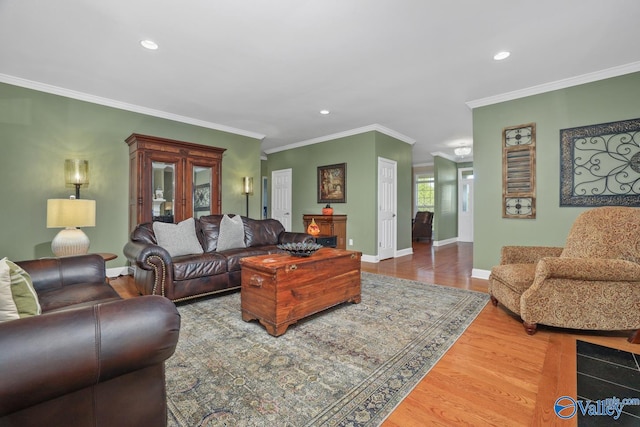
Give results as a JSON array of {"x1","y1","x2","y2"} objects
[{"x1": 110, "y1": 241, "x2": 639, "y2": 426}]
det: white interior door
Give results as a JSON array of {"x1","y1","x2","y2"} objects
[
  {"x1": 378, "y1": 157, "x2": 396, "y2": 260},
  {"x1": 271, "y1": 168, "x2": 292, "y2": 231},
  {"x1": 458, "y1": 168, "x2": 474, "y2": 242}
]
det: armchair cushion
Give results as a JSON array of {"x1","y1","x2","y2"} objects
[
  {"x1": 499, "y1": 246, "x2": 564, "y2": 265},
  {"x1": 490, "y1": 264, "x2": 536, "y2": 294},
  {"x1": 0, "y1": 258, "x2": 41, "y2": 321},
  {"x1": 153, "y1": 217, "x2": 204, "y2": 257},
  {"x1": 561, "y1": 206, "x2": 640, "y2": 262},
  {"x1": 535, "y1": 257, "x2": 640, "y2": 282}
]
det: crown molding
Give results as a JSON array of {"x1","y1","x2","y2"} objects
[
  {"x1": 412, "y1": 162, "x2": 434, "y2": 168},
  {"x1": 0, "y1": 73, "x2": 266, "y2": 140},
  {"x1": 264, "y1": 124, "x2": 415, "y2": 155},
  {"x1": 465, "y1": 61, "x2": 640, "y2": 109},
  {"x1": 431, "y1": 151, "x2": 457, "y2": 162}
]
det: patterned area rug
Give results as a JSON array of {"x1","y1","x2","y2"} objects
[{"x1": 166, "y1": 272, "x2": 488, "y2": 426}]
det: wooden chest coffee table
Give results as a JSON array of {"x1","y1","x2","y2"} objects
[{"x1": 240, "y1": 248, "x2": 361, "y2": 336}]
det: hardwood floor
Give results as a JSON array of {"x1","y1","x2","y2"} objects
[{"x1": 110, "y1": 241, "x2": 639, "y2": 426}]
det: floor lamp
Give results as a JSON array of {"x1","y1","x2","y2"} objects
[
  {"x1": 64, "y1": 159, "x2": 89, "y2": 199},
  {"x1": 242, "y1": 177, "x2": 253, "y2": 217}
]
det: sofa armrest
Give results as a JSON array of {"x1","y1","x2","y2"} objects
[
  {"x1": 123, "y1": 241, "x2": 173, "y2": 271},
  {"x1": 17, "y1": 254, "x2": 107, "y2": 293},
  {"x1": 124, "y1": 241, "x2": 175, "y2": 296},
  {"x1": 0, "y1": 296, "x2": 180, "y2": 416},
  {"x1": 535, "y1": 257, "x2": 640, "y2": 282},
  {"x1": 500, "y1": 246, "x2": 564, "y2": 265},
  {"x1": 279, "y1": 232, "x2": 315, "y2": 245}
]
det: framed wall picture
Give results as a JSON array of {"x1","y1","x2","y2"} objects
[
  {"x1": 194, "y1": 183, "x2": 211, "y2": 211},
  {"x1": 318, "y1": 163, "x2": 346, "y2": 203}
]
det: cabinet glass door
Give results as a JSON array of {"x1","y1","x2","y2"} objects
[
  {"x1": 193, "y1": 166, "x2": 212, "y2": 218},
  {"x1": 152, "y1": 161, "x2": 175, "y2": 223}
]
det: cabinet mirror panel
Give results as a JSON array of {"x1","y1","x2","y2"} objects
[
  {"x1": 193, "y1": 166, "x2": 212, "y2": 218},
  {"x1": 152, "y1": 161, "x2": 175, "y2": 223}
]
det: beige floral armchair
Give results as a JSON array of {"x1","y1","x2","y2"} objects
[{"x1": 488, "y1": 206, "x2": 640, "y2": 343}]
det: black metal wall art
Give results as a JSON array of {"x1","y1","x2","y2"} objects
[{"x1": 560, "y1": 117, "x2": 640, "y2": 206}]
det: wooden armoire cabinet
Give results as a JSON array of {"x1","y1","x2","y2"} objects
[
  {"x1": 125, "y1": 134, "x2": 226, "y2": 231},
  {"x1": 302, "y1": 214, "x2": 347, "y2": 249}
]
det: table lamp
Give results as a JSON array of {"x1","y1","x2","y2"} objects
[{"x1": 47, "y1": 198, "x2": 96, "y2": 256}]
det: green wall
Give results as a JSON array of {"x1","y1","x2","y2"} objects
[
  {"x1": 0, "y1": 82, "x2": 262, "y2": 266},
  {"x1": 266, "y1": 130, "x2": 412, "y2": 257},
  {"x1": 375, "y1": 132, "x2": 413, "y2": 249},
  {"x1": 433, "y1": 156, "x2": 458, "y2": 241},
  {"x1": 473, "y1": 71, "x2": 640, "y2": 271}
]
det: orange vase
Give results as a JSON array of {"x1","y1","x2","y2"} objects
[{"x1": 307, "y1": 218, "x2": 321, "y2": 236}]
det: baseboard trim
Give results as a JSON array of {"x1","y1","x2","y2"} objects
[
  {"x1": 361, "y1": 254, "x2": 379, "y2": 263},
  {"x1": 433, "y1": 237, "x2": 458, "y2": 247},
  {"x1": 472, "y1": 268, "x2": 491, "y2": 280},
  {"x1": 107, "y1": 266, "x2": 130, "y2": 278},
  {"x1": 395, "y1": 247, "x2": 413, "y2": 258}
]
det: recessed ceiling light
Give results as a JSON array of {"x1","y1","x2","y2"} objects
[
  {"x1": 140, "y1": 39, "x2": 159, "y2": 50},
  {"x1": 319, "y1": 109, "x2": 330, "y2": 115},
  {"x1": 493, "y1": 51, "x2": 510, "y2": 61}
]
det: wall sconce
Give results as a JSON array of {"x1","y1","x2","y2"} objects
[
  {"x1": 47, "y1": 198, "x2": 96, "y2": 257},
  {"x1": 65, "y1": 159, "x2": 89, "y2": 199},
  {"x1": 242, "y1": 177, "x2": 253, "y2": 217}
]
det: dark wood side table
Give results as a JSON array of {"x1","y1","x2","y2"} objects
[
  {"x1": 96, "y1": 252, "x2": 118, "y2": 262},
  {"x1": 314, "y1": 235, "x2": 337, "y2": 248},
  {"x1": 303, "y1": 214, "x2": 347, "y2": 249}
]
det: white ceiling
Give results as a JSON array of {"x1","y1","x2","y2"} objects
[{"x1": 2, "y1": 0, "x2": 640, "y2": 164}]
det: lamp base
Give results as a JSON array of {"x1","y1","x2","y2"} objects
[{"x1": 51, "y1": 227, "x2": 90, "y2": 257}]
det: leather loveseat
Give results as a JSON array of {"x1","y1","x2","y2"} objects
[
  {"x1": 124, "y1": 215, "x2": 314, "y2": 302},
  {"x1": 0, "y1": 254, "x2": 181, "y2": 427}
]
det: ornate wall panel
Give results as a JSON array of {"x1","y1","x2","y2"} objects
[
  {"x1": 502, "y1": 123, "x2": 536, "y2": 218},
  {"x1": 560, "y1": 117, "x2": 640, "y2": 206}
]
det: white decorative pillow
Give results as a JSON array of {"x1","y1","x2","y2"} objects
[
  {"x1": 0, "y1": 257, "x2": 41, "y2": 323},
  {"x1": 153, "y1": 217, "x2": 204, "y2": 257},
  {"x1": 0, "y1": 259, "x2": 19, "y2": 322},
  {"x1": 216, "y1": 214, "x2": 246, "y2": 251}
]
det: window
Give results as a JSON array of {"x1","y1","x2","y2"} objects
[{"x1": 415, "y1": 174, "x2": 435, "y2": 212}]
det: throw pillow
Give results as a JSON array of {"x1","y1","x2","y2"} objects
[
  {"x1": 0, "y1": 259, "x2": 19, "y2": 322},
  {"x1": 153, "y1": 217, "x2": 204, "y2": 257},
  {"x1": 216, "y1": 214, "x2": 246, "y2": 251},
  {"x1": 0, "y1": 257, "x2": 42, "y2": 321}
]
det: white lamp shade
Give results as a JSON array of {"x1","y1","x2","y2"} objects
[{"x1": 47, "y1": 199, "x2": 96, "y2": 228}]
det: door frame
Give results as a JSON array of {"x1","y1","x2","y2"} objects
[
  {"x1": 457, "y1": 167, "x2": 474, "y2": 242},
  {"x1": 271, "y1": 168, "x2": 292, "y2": 231},
  {"x1": 377, "y1": 157, "x2": 397, "y2": 260}
]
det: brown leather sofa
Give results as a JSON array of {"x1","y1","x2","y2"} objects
[
  {"x1": 0, "y1": 254, "x2": 181, "y2": 427},
  {"x1": 124, "y1": 215, "x2": 314, "y2": 302}
]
